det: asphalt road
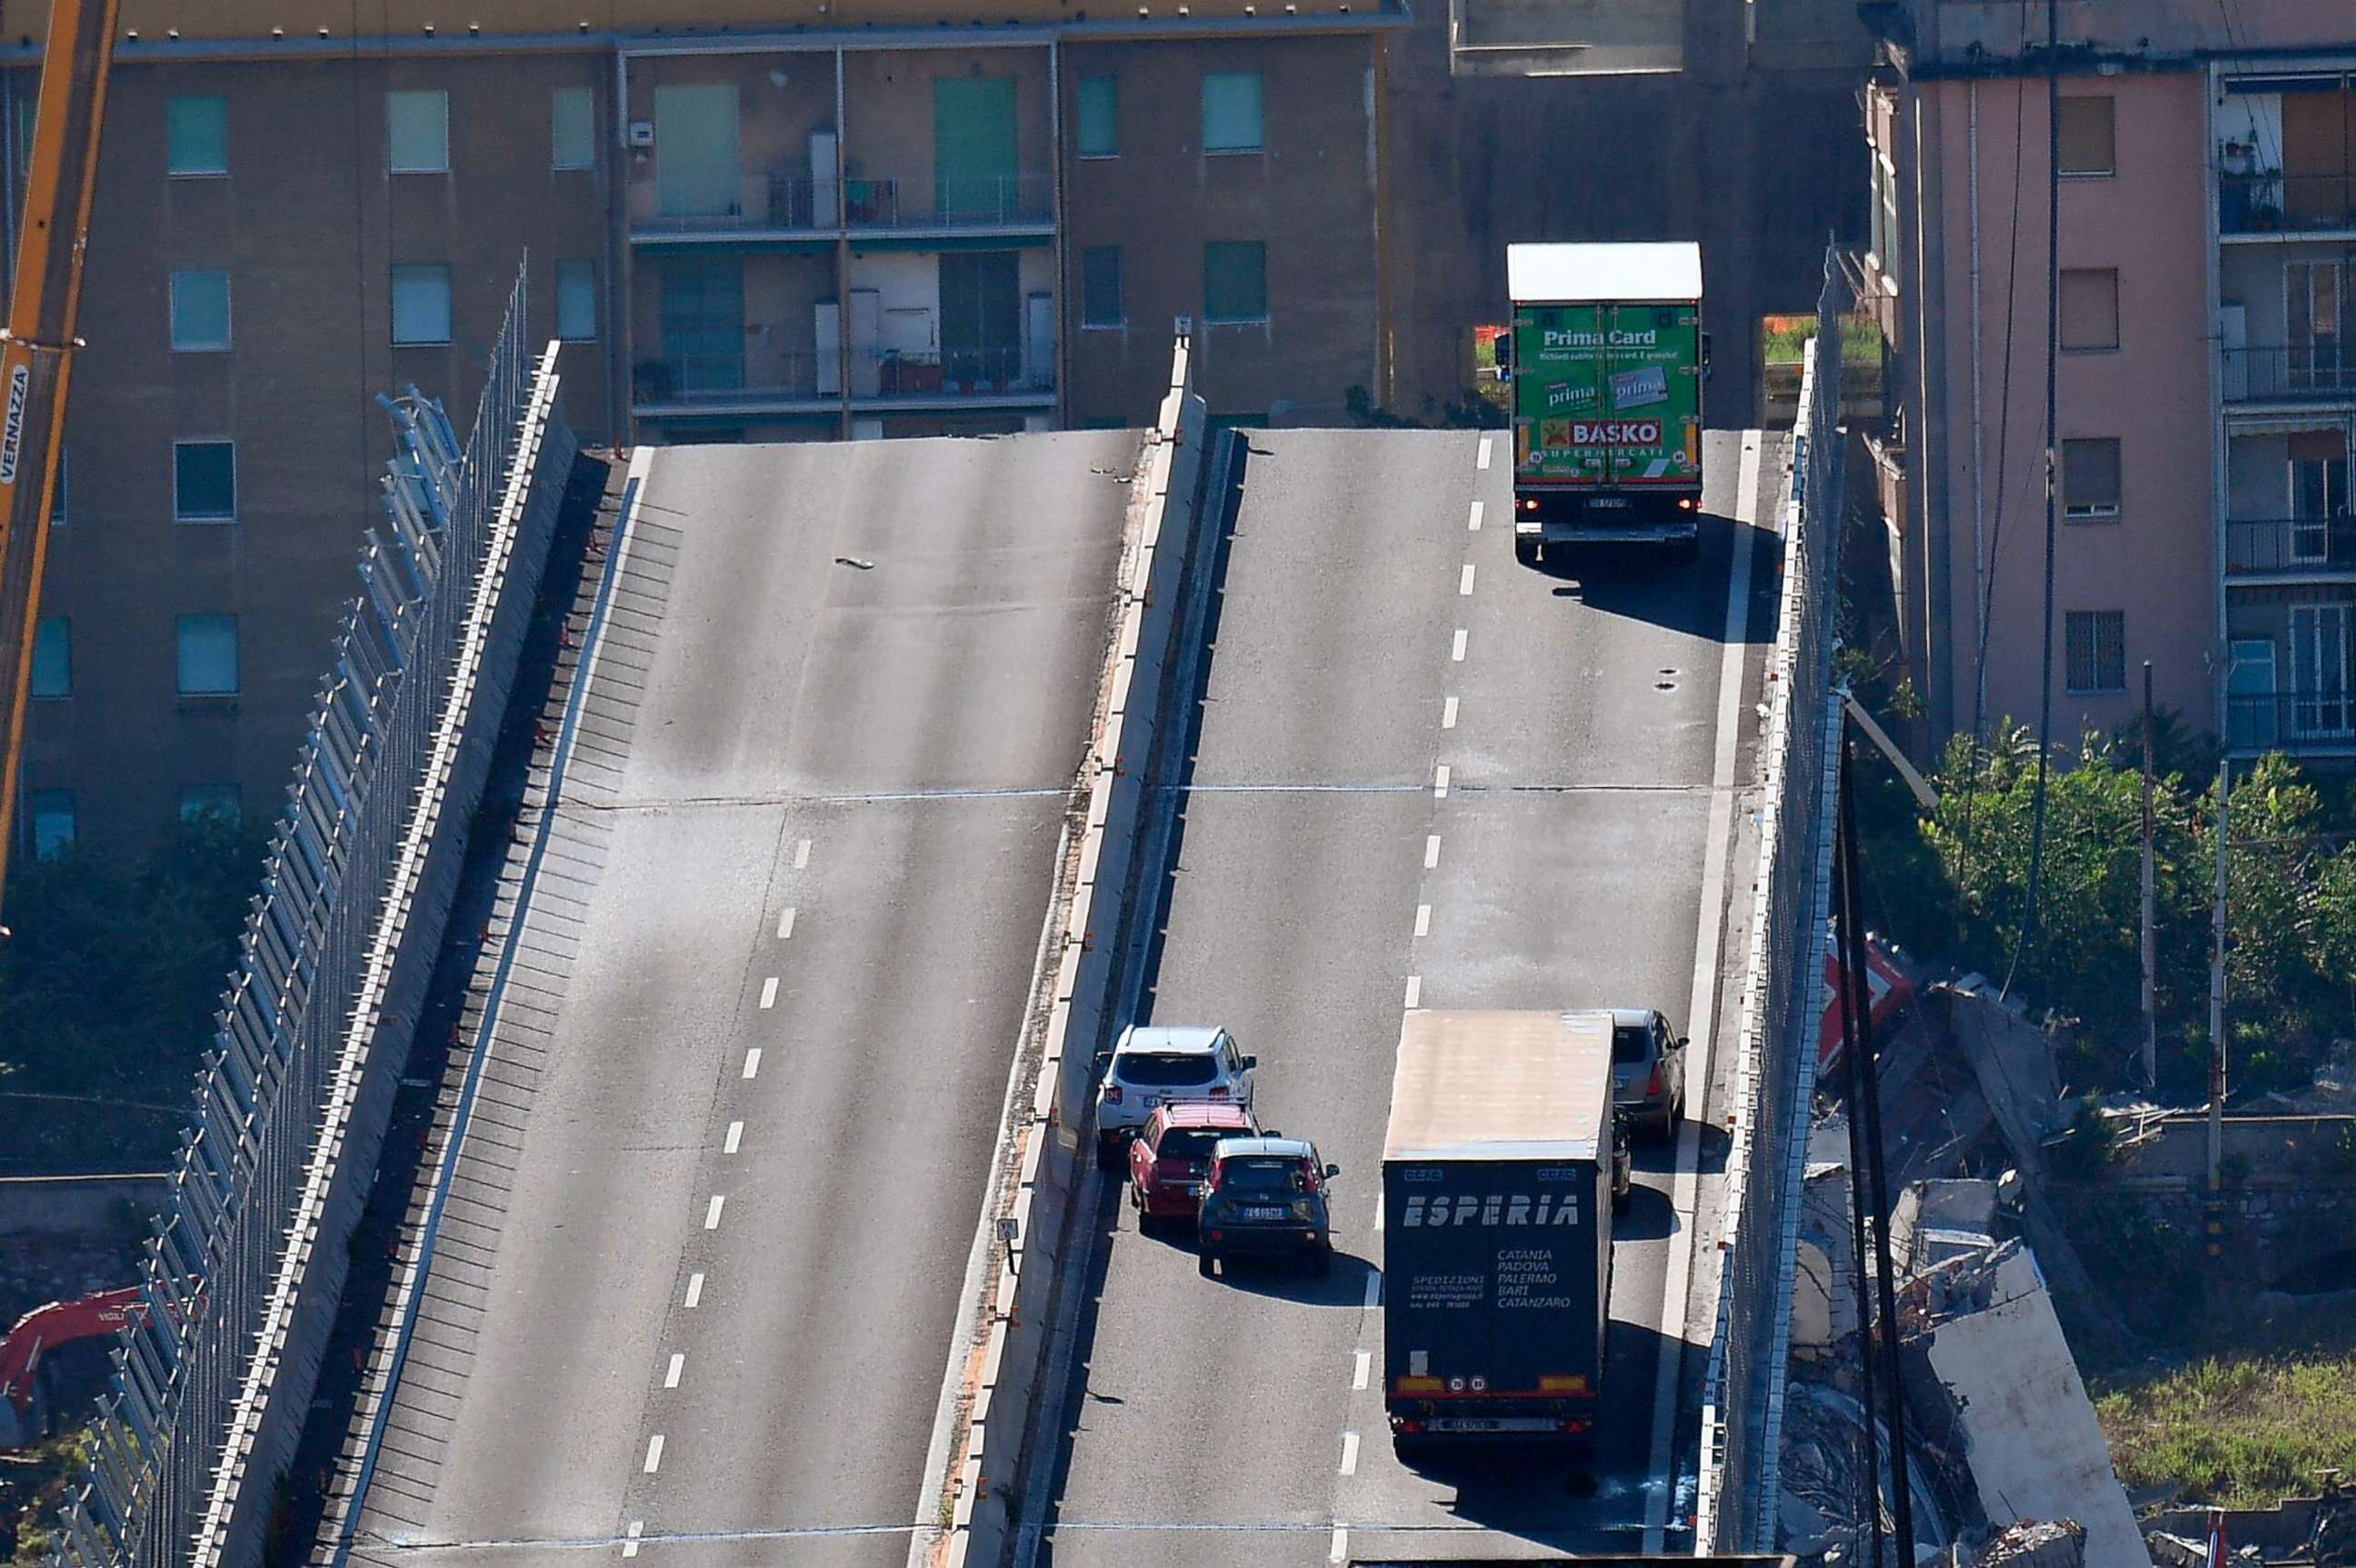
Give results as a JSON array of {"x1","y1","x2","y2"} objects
[
  {"x1": 345, "y1": 432, "x2": 1135, "y2": 1568},
  {"x1": 1025, "y1": 427, "x2": 1782, "y2": 1565}
]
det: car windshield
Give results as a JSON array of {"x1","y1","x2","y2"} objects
[
  {"x1": 1219, "y1": 1155, "x2": 1306, "y2": 1193},
  {"x1": 1118, "y1": 1052, "x2": 1219, "y2": 1086},
  {"x1": 1157, "y1": 1128, "x2": 1227, "y2": 1161},
  {"x1": 1612, "y1": 1025, "x2": 1651, "y2": 1064}
]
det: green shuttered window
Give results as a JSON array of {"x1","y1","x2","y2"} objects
[
  {"x1": 1203, "y1": 241, "x2": 1267, "y2": 324},
  {"x1": 1201, "y1": 72, "x2": 1263, "y2": 153}
]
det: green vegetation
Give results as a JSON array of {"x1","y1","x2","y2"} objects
[
  {"x1": 1762, "y1": 313, "x2": 1882, "y2": 367},
  {"x1": 1847, "y1": 704, "x2": 2356, "y2": 1100},
  {"x1": 0, "y1": 813, "x2": 267, "y2": 1174},
  {"x1": 2094, "y1": 1327, "x2": 2356, "y2": 1508},
  {"x1": 1, "y1": 1426, "x2": 95, "y2": 1564}
]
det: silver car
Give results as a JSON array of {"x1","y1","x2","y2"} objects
[{"x1": 1606, "y1": 1007, "x2": 1687, "y2": 1141}]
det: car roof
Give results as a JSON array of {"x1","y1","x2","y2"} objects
[
  {"x1": 1213, "y1": 1136, "x2": 1315, "y2": 1159},
  {"x1": 1157, "y1": 1102, "x2": 1254, "y2": 1129},
  {"x1": 1116, "y1": 1024, "x2": 1226, "y2": 1054}
]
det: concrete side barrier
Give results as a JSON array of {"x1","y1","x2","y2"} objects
[{"x1": 925, "y1": 342, "x2": 1212, "y2": 1568}]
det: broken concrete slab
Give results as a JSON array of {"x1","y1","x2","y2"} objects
[{"x1": 1980, "y1": 1518, "x2": 2089, "y2": 1568}]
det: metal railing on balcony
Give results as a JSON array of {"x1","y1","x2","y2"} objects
[
  {"x1": 2221, "y1": 344, "x2": 2356, "y2": 403},
  {"x1": 842, "y1": 173, "x2": 1053, "y2": 230},
  {"x1": 2221, "y1": 172, "x2": 2356, "y2": 235},
  {"x1": 2225, "y1": 514, "x2": 2356, "y2": 574},
  {"x1": 632, "y1": 351, "x2": 822, "y2": 404},
  {"x1": 874, "y1": 345, "x2": 1048, "y2": 396},
  {"x1": 2227, "y1": 689, "x2": 2356, "y2": 750},
  {"x1": 634, "y1": 173, "x2": 834, "y2": 236}
]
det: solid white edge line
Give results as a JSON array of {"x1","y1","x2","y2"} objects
[
  {"x1": 683, "y1": 1273, "x2": 704, "y2": 1309},
  {"x1": 1451, "y1": 628, "x2": 1469, "y2": 662},
  {"x1": 777, "y1": 905, "x2": 796, "y2": 940},
  {"x1": 1339, "y1": 1432, "x2": 1361, "y2": 1477},
  {"x1": 643, "y1": 1434, "x2": 664, "y2": 1474},
  {"x1": 724, "y1": 1121, "x2": 744, "y2": 1154},
  {"x1": 664, "y1": 1353, "x2": 684, "y2": 1389},
  {"x1": 1353, "y1": 1349, "x2": 1372, "y2": 1390},
  {"x1": 742, "y1": 1047, "x2": 762, "y2": 1079},
  {"x1": 1642, "y1": 429, "x2": 1763, "y2": 1552},
  {"x1": 1442, "y1": 695, "x2": 1459, "y2": 729},
  {"x1": 704, "y1": 1194, "x2": 725, "y2": 1231},
  {"x1": 759, "y1": 976, "x2": 779, "y2": 1009}
]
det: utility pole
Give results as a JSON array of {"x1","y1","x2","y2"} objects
[
  {"x1": 2140, "y1": 661, "x2": 2157, "y2": 1089},
  {"x1": 2209, "y1": 756, "x2": 2230, "y2": 1194}
]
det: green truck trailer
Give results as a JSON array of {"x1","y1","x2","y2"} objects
[{"x1": 1502, "y1": 242, "x2": 1708, "y2": 564}]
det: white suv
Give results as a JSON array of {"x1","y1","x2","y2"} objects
[{"x1": 1093, "y1": 1025, "x2": 1256, "y2": 1169}]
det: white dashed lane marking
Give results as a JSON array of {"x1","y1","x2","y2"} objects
[
  {"x1": 1477, "y1": 436, "x2": 1493, "y2": 469},
  {"x1": 1403, "y1": 974, "x2": 1422, "y2": 1010},
  {"x1": 1442, "y1": 695, "x2": 1458, "y2": 730},
  {"x1": 683, "y1": 1273, "x2": 704, "y2": 1308},
  {"x1": 743, "y1": 1048, "x2": 763, "y2": 1079},
  {"x1": 1467, "y1": 500, "x2": 1483, "y2": 532},
  {"x1": 724, "y1": 1121, "x2": 744, "y2": 1154},
  {"x1": 623, "y1": 1521, "x2": 644, "y2": 1559},
  {"x1": 643, "y1": 1435, "x2": 664, "y2": 1474},
  {"x1": 793, "y1": 837, "x2": 812, "y2": 870},
  {"x1": 1423, "y1": 835, "x2": 1442, "y2": 869},
  {"x1": 1459, "y1": 564, "x2": 1476, "y2": 596},
  {"x1": 1452, "y1": 629, "x2": 1468, "y2": 662},
  {"x1": 1353, "y1": 1349, "x2": 1371, "y2": 1390},
  {"x1": 704, "y1": 1195, "x2": 726, "y2": 1230},
  {"x1": 759, "y1": 976, "x2": 779, "y2": 1009},
  {"x1": 664, "y1": 1353, "x2": 684, "y2": 1389},
  {"x1": 1433, "y1": 764, "x2": 1450, "y2": 800},
  {"x1": 1339, "y1": 1433, "x2": 1360, "y2": 1477},
  {"x1": 1413, "y1": 904, "x2": 1431, "y2": 938},
  {"x1": 776, "y1": 905, "x2": 797, "y2": 940}
]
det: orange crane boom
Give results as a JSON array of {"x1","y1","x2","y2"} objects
[{"x1": 0, "y1": 0, "x2": 120, "y2": 912}]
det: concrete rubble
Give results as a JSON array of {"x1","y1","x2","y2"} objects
[{"x1": 1980, "y1": 1519, "x2": 2090, "y2": 1568}]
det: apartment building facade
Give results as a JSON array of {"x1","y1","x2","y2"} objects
[
  {"x1": 6, "y1": 0, "x2": 1396, "y2": 851},
  {"x1": 1861, "y1": 0, "x2": 2356, "y2": 764}
]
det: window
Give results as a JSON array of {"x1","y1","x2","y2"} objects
[
  {"x1": 170, "y1": 269, "x2": 232, "y2": 352},
  {"x1": 2060, "y1": 268, "x2": 2120, "y2": 350},
  {"x1": 387, "y1": 89, "x2": 449, "y2": 174},
  {"x1": 27, "y1": 789, "x2": 75, "y2": 859},
  {"x1": 551, "y1": 85, "x2": 595, "y2": 171},
  {"x1": 1077, "y1": 75, "x2": 1118, "y2": 158},
  {"x1": 1081, "y1": 245, "x2": 1123, "y2": 328},
  {"x1": 176, "y1": 614, "x2": 239, "y2": 695},
  {"x1": 1871, "y1": 153, "x2": 1900, "y2": 278},
  {"x1": 1201, "y1": 72, "x2": 1263, "y2": 154},
  {"x1": 180, "y1": 783, "x2": 242, "y2": 826},
  {"x1": 2062, "y1": 437, "x2": 2121, "y2": 519},
  {"x1": 174, "y1": 440, "x2": 236, "y2": 522},
  {"x1": 2057, "y1": 96, "x2": 2115, "y2": 177},
  {"x1": 166, "y1": 95, "x2": 228, "y2": 175},
  {"x1": 30, "y1": 616, "x2": 68, "y2": 698},
  {"x1": 392, "y1": 264, "x2": 453, "y2": 345},
  {"x1": 556, "y1": 259, "x2": 597, "y2": 341},
  {"x1": 2065, "y1": 610, "x2": 2126, "y2": 694},
  {"x1": 1204, "y1": 241, "x2": 1267, "y2": 324}
]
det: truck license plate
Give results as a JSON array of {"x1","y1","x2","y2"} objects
[
  {"x1": 1243, "y1": 1205, "x2": 1289, "y2": 1220},
  {"x1": 1587, "y1": 497, "x2": 1631, "y2": 510},
  {"x1": 1427, "y1": 1417, "x2": 1558, "y2": 1433}
]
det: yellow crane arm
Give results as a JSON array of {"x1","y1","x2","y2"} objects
[{"x1": 0, "y1": 0, "x2": 120, "y2": 909}]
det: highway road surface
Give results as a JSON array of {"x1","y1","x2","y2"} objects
[
  {"x1": 1023, "y1": 426, "x2": 1782, "y2": 1565},
  {"x1": 343, "y1": 433, "x2": 1136, "y2": 1568}
]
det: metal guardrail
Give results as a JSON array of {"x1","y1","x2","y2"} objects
[
  {"x1": 43, "y1": 272, "x2": 568, "y2": 1568},
  {"x1": 1694, "y1": 253, "x2": 1847, "y2": 1551}
]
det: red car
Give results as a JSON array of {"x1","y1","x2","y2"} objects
[{"x1": 1127, "y1": 1102, "x2": 1259, "y2": 1227}]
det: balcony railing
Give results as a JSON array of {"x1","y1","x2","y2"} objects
[
  {"x1": 874, "y1": 345, "x2": 1048, "y2": 396},
  {"x1": 2221, "y1": 172, "x2": 2356, "y2": 236},
  {"x1": 2227, "y1": 690, "x2": 2356, "y2": 751},
  {"x1": 633, "y1": 351, "x2": 822, "y2": 404},
  {"x1": 842, "y1": 173, "x2": 1053, "y2": 230},
  {"x1": 2221, "y1": 344, "x2": 2356, "y2": 404},
  {"x1": 635, "y1": 175, "x2": 834, "y2": 237},
  {"x1": 2225, "y1": 515, "x2": 2356, "y2": 575}
]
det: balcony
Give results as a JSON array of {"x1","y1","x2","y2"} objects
[
  {"x1": 632, "y1": 351, "x2": 825, "y2": 415},
  {"x1": 2226, "y1": 690, "x2": 2356, "y2": 754},
  {"x1": 2221, "y1": 173, "x2": 2356, "y2": 238},
  {"x1": 631, "y1": 346, "x2": 1052, "y2": 417},
  {"x1": 633, "y1": 175, "x2": 837, "y2": 246},
  {"x1": 841, "y1": 174, "x2": 1054, "y2": 238},
  {"x1": 2225, "y1": 516, "x2": 2356, "y2": 579},
  {"x1": 2222, "y1": 345, "x2": 2356, "y2": 405},
  {"x1": 871, "y1": 346, "x2": 1053, "y2": 406}
]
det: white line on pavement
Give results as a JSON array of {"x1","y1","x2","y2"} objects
[
  {"x1": 1458, "y1": 563, "x2": 1477, "y2": 596},
  {"x1": 1433, "y1": 764, "x2": 1450, "y2": 800},
  {"x1": 683, "y1": 1273, "x2": 704, "y2": 1309},
  {"x1": 724, "y1": 1121, "x2": 744, "y2": 1154},
  {"x1": 776, "y1": 905, "x2": 796, "y2": 940},
  {"x1": 664, "y1": 1353, "x2": 684, "y2": 1389},
  {"x1": 1373, "y1": 1193, "x2": 1384, "y2": 1232},
  {"x1": 1363, "y1": 1271, "x2": 1382, "y2": 1310},
  {"x1": 623, "y1": 1521, "x2": 644, "y2": 1560},
  {"x1": 793, "y1": 837, "x2": 811, "y2": 870},
  {"x1": 1353, "y1": 1350, "x2": 1372, "y2": 1390},
  {"x1": 1423, "y1": 834, "x2": 1442, "y2": 869},
  {"x1": 742, "y1": 1048, "x2": 762, "y2": 1079},
  {"x1": 1477, "y1": 436, "x2": 1493, "y2": 470},
  {"x1": 1467, "y1": 500, "x2": 1484, "y2": 532},
  {"x1": 1642, "y1": 429, "x2": 1764, "y2": 1553},
  {"x1": 1413, "y1": 904, "x2": 1431, "y2": 938},
  {"x1": 1442, "y1": 695, "x2": 1459, "y2": 729},
  {"x1": 1403, "y1": 974, "x2": 1422, "y2": 1010},
  {"x1": 758, "y1": 976, "x2": 779, "y2": 1010},
  {"x1": 1339, "y1": 1433, "x2": 1361, "y2": 1477},
  {"x1": 1452, "y1": 628, "x2": 1468, "y2": 662},
  {"x1": 704, "y1": 1195, "x2": 725, "y2": 1231},
  {"x1": 1330, "y1": 1525, "x2": 1349, "y2": 1563},
  {"x1": 643, "y1": 1435, "x2": 664, "y2": 1474}
]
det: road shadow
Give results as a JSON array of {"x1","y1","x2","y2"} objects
[
  {"x1": 1199, "y1": 1246, "x2": 1380, "y2": 1306},
  {"x1": 1533, "y1": 509, "x2": 1783, "y2": 646},
  {"x1": 1610, "y1": 1182, "x2": 1677, "y2": 1243}
]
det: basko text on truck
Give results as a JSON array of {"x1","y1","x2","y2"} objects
[{"x1": 1496, "y1": 241, "x2": 1709, "y2": 564}]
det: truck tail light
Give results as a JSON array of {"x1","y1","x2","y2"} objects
[
  {"x1": 1677, "y1": 496, "x2": 1695, "y2": 510},
  {"x1": 1518, "y1": 496, "x2": 1539, "y2": 512}
]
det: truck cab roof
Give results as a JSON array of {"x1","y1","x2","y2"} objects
[{"x1": 1507, "y1": 241, "x2": 1703, "y2": 303}]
